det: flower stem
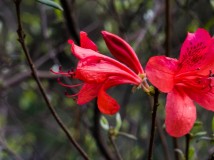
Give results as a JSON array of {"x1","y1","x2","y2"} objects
[
  {"x1": 13, "y1": 1, "x2": 89, "y2": 159},
  {"x1": 185, "y1": 134, "x2": 190, "y2": 160},
  {"x1": 148, "y1": 88, "x2": 159, "y2": 160},
  {"x1": 173, "y1": 137, "x2": 180, "y2": 160}
]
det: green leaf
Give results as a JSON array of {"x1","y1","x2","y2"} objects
[
  {"x1": 196, "y1": 136, "x2": 213, "y2": 143},
  {"x1": 194, "y1": 131, "x2": 207, "y2": 137},
  {"x1": 115, "y1": 113, "x2": 122, "y2": 131},
  {"x1": 189, "y1": 147, "x2": 195, "y2": 160},
  {"x1": 36, "y1": 0, "x2": 63, "y2": 11},
  {"x1": 118, "y1": 132, "x2": 137, "y2": 140},
  {"x1": 100, "y1": 116, "x2": 109, "y2": 130},
  {"x1": 174, "y1": 149, "x2": 185, "y2": 160}
]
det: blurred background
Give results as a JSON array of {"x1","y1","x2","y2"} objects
[{"x1": 0, "y1": 0, "x2": 214, "y2": 159}]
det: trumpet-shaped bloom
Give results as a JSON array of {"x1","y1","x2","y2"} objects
[
  {"x1": 52, "y1": 31, "x2": 149, "y2": 115},
  {"x1": 146, "y1": 28, "x2": 214, "y2": 137}
]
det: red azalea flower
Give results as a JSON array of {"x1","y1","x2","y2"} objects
[
  {"x1": 146, "y1": 28, "x2": 214, "y2": 137},
  {"x1": 51, "y1": 31, "x2": 149, "y2": 115}
]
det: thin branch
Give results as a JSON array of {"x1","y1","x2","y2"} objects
[
  {"x1": 165, "y1": 0, "x2": 171, "y2": 56},
  {"x1": 109, "y1": 133, "x2": 123, "y2": 160},
  {"x1": 92, "y1": 105, "x2": 115, "y2": 160},
  {"x1": 173, "y1": 138, "x2": 180, "y2": 160},
  {"x1": 109, "y1": 0, "x2": 125, "y2": 36},
  {"x1": 1, "y1": 71, "x2": 58, "y2": 89},
  {"x1": 13, "y1": 1, "x2": 89, "y2": 159},
  {"x1": 147, "y1": 88, "x2": 160, "y2": 160},
  {"x1": 133, "y1": 1, "x2": 163, "y2": 50},
  {"x1": 185, "y1": 134, "x2": 190, "y2": 160},
  {"x1": 59, "y1": 0, "x2": 79, "y2": 44},
  {"x1": 156, "y1": 118, "x2": 170, "y2": 160}
]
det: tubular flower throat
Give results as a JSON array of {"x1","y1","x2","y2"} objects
[
  {"x1": 146, "y1": 28, "x2": 214, "y2": 137},
  {"x1": 51, "y1": 31, "x2": 150, "y2": 115}
]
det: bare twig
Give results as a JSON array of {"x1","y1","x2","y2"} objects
[
  {"x1": 92, "y1": 105, "x2": 115, "y2": 160},
  {"x1": 133, "y1": 1, "x2": 163, "y2": 50},
  {"x1": 156, "y1": 118, "x2": 170, "y2": 160},
  {"x1": 165, "y1": 0, "x2": 171, "y2": 56},
  {"x1": 59, "y1": 0, "x2": 79, "y2": 44},
  {"x1": 13, "y1": 1, "x2": 89, "y2": 159},
  {"x1": 109, "y1": 0, "x2": 125, "y2": 36},
  {"x1": 185, "y1": 134, "x2": 190, "y2": 160},
  {"x1": 148, "y1": 88, "x2": 160, "y2": 160},
  {"x1": 1, "y1": 70, "x2": 58, "y2": 89},
  {"x1": 109, "y1": 133, "x2": 123, "y2": 160}
]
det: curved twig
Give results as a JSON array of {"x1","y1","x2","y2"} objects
[{"x1": 13, "y1": 1, "x2": 89, "y2": 159}]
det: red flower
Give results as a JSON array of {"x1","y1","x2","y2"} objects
[
  {"x1": 52, "y1": 31, "x2": 149, "y2": 115},
  {"x1": 146, "y1": 28, "x2": 214, "y2": 137}
]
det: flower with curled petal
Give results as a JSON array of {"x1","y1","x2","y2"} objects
[
  {"x1": 146, "y1": 28, "x2": 214, "y2": 137},
  {"x1": 51, "y1": 31, "x2": 150, "y2": 115}
]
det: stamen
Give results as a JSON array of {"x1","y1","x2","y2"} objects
[
  {"x1": 50, "y1": 68, "x2": 73, "y2": 77},
  {"x1": 57, "y1": 78, "x2": 83, "y2": 88},
  {"x1": 64, "y1": 91, "x2": 79, "y2": 98}
]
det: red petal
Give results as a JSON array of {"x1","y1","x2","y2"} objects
[
  {"x1": 77, "y1": 83, "x2": 102, "y2": 105},
  {"x1": 184, "y1": 78, "x2": 214, "y2": 111},
  {"x1": 75, "y1": 56, "x2": 141, "y2": 84},
  {"x1": 145, "y1": 56, "x2": 178, "y2": 92},
  {"x1": 102, "y1": 31, "x2": 144, "y2": 74},
  {"x1": 80, "y1": 31, "x2": 98, "y2": 51},
  {"x1": 70, "y1": 42, "x2": 101, "y2": 60},
  {"x1": 178, "y1": 28, "x2": 214, "y2": 74},
  {"x1": 97, "y1": 82, "x2": 120, "y2": 115},
  {"x1": 165, "y1": 88, "x2": 196, "y2": 137}
]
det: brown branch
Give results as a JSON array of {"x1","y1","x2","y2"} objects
[
  {"x1": 147, "y1": 88, "x2": 160, "y2": 160},
  {"x1": 173, "y1": 137, "x2": 179, "y2": 160},
  {"x1": 109, "y1": 0, "x2": 125, "y2": 36},
  {"x1": 59, "y1": 0, "x2": 79, "y2": 44},
  {"x1": 165, "y1": 0, "x2": 171, "y2": 57},
  {"x1": 92, "y1": 105, "x2": 115, "y2": 160},
  {"x1": 1, "y1": 71, "x2": 58, "y2": 89},
  {"x1": 185, "y1": 134, "x2": 190, "y2": 160},
  {"x1": 133, "y1": 1, "x2": 163, "y2": 50},
  {"x1": 156, "y1": 118, "x2": 171, "y2": 160},
  {"x1": 109, "y1": 133, "x2": 123, "y2": 160},
  {"x1": 13, "y1": 1, "x2": 89, "y2": 159}
]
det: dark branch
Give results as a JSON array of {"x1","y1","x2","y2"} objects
[
  {"x1": 147, "y1": 88, "x2": 160, "y2": 160},
  {"x1": 13, "y1": 1, "x2": 89, "y2": 159},
  {"x1": 60, "y1": 0, "x2": 80, "y2": 44}
]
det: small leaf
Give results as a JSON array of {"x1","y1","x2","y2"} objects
[
  {"x1": 196, "y1": 136, "x2": 214, "y2": 143},
  {"x1": 188, "y1": 147, "x2": 195, "y2": 160},
  {"x1": 194, "y1": 131, "x2": 207, "y2": 137},
  {"x1": 118, "y1": 132, "x2": 137, "y2": 140},
  {"x1": 36, "y1": 0, "x2": 63, "y2": 11},
  {"x1": 100, "y1": 116, "x2": 109, "y2": 130},
  {"x1": 115, "y1": 113, "x2": 122, "y2": 131},
  {"x1": 174, "y1": 149, "x2": 185, "y2": 160}
]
